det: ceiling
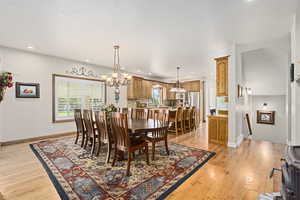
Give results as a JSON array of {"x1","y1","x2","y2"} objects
[{"x1": 0, "y1": 0, "x2": 297, "y2": 80}]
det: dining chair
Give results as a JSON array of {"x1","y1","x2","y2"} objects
[
  {"x1": 83, "y1": 109, "x2": 97, "y2": 156},
  {"x1": 190, "y1": 106, "x2": 196, "y2": 131},
  {"x1": 94, "y1": 111, "x2": 114, "y2": 163},
  {"x1": 134, "y1": 108, "x2": 148, "y2": 120},
  {"x1": 183, "y1": 108, "x2": 191, "y2": 133},
  {"x1": 111, "y1": 112, "x2": 149, "y2": 176},
  {"x1": 122, "y1": 107, "x2": 133, "y2": 119},
  {"x1": 168, "y1": 107, "x2": 184, "y2": 136},
  {"x1": 145, "y1": 111, "x2": 170, "y2": 160},
  {"x1": 74, "y1": 109, "x2": 86, "y2": 147}
]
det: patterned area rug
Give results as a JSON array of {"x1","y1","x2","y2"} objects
[{"x1": 30, "y1": 137, "x2": 215, "y2": 200}]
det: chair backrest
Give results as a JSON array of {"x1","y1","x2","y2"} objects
[
  {"x1": 183, "y1": 108, "x2": 191, "y2": 120},
  {"x1": 83, "y1": 110, "x2": 94, "y2": 137},
  {"x1": 94, "y1": 111, "x2": 111, "y2": 143},
  {"x1": 74, "y1": 109, "x2": 84, "y2": 133},
  {"x1": 111, "y1": 112, "x2": 130, "y2": 150},
  {"x1": 191, "y1": 107, "x2": 196, "y2": 119},
  {"x1": 150, "y1": 125, "x2": 169, "y2": 139},
  {"x1": 176, "y1": 107, "x2": 183, "y2": 121},
  {"x1": 134, "y1": 108, "x2": 148, "y2": 120},
  {"x1": 122, "y1": 107, "x2": 133, "y2": 119}
]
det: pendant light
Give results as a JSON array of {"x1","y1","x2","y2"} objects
[{"x1": 170, "y1": 66, "x2": 186, "y2": 93}]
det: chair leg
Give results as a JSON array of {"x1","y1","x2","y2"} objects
[
  {"x1": 96, "y1": 140, "x2": 101, "y2": 156},
  {"x1": 83, "y1": 135, "x2": 89, "y2": 149},
  {"x1": 75, "y1": 131, "x2": 79, "y2": 144},
  {"x1": 165, "y1": 138, "x2": 169, "y2": 155},
  {"x1": 152, "y1": 142, "x2": 155, "y2": 161},
  {"x1": 126, "y1": 152, "x2": 132, "y2": 176},
  {"x1": 106, "y1": 142, "x2": 112, "y2": 163},
  {"x1": 145, "y1": 145, "x2": 149, "y2": 165},
  {"x1": 91, "y1": 138, "x2": 96, "y2": 157},
  {"x1": 80, "y1": 132, "x2": 85, "y2": 147},
  {"x1": 112, "y1": 145, "x2": 118, "y2": 167}
]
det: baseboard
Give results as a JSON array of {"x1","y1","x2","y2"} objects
[{"x1": 1, "y1": 132, "x2": 76, "y2": 146}]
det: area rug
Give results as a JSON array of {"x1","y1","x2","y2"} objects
[{"x1": 30, "y1": 137, "x2": 215, "y2": 200}]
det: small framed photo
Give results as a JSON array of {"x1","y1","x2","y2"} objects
[
  {"x1": 16, "y1": 82, "x2": 40, "y2": 98},
  {"x1": 257, "y1": 110, "x2": 275, "y2": 125}
]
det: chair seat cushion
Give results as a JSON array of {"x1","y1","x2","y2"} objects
[{"x1": 130, "y1": 136, "x2": 146, "y2": 146}]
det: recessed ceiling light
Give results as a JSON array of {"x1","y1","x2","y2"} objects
[
  {"x1": 137, "y1": 69, "x2": 141, "y2": 73},
  {"x1": 85, "y1": 59, "x2": 90, "y2": 63},
  {"x1": 27, "y1": 45, "x2": 34, "y2": 50},
  {"x1": 148, "y1": 72, "x2": 152, "y2": 75}
]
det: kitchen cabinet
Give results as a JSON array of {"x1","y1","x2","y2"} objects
[
  {"x1": 215, "y1": 56, "x2": 229, "y2": 96},
  {"x1": 182, "y1": 81, "x2": 200, "y2": 92},
  {"x1": 208, "y1": 115, "x2": 228, "y2": 145},
  {"x1": 127, "y1": 77, "x2": 153, "y2": 99},
  {"x1": 142, "y1": 79, "x2": 153, "y2": 99},
  {"x1": 127, "y1": 77, "x2": 143, "y2": 99},
  {"x1": 166, "y1": 83, "x2": 176, "y2": 100}
]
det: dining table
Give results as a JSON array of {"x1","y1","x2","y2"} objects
[{"x1": 127, "y1": 118, "x2": 169, "y2": 135}]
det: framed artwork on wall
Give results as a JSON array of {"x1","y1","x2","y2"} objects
[
  {"x1": 16, "y1": 82, "x2": 40, "y2": 98},
  {"x1": 257, "y1": 110, "x2": 275, "y2": 125}
]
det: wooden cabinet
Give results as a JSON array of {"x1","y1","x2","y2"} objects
[
  {"x1": 127, "y1": 77, "x2": 143, "y2": 99},
  {"x1": 166, "y1": 83, "x2": 176, "y2": 100},
  {"x1": 208, "y1": 115, "x2": 228, "y2": 145},
  {"x1": 182, "y1": 81, "x2": 200, "y2": 92},
  {"x1": 215, "y1": 56, "x2": 229, "y2": 96},
  {"x1": 127, "y1": 77, "x2": 153, "y2": 99},
  {"x1": 142, "y1": 79, "x2": 152, "y2": 99}
]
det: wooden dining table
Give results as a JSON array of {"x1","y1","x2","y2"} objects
[{"x1": 127, "y1": 118, "x2": 169, "y2": 135}]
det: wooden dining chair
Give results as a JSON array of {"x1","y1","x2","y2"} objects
[
  {"x1": 190, "y1": 107, "x2": 196, "y2": 131},
  {"x1": 183, "y1": 108, "x2": 191, "y2": 133},
  {"x1": 83, "y1": 109, "x2": 97, "y2": 156},
  {"x1": 121, "y1": 107, "x2": 133, "y2": 119},
  {"x1": 146, "y1": 111, "x2": 169, "y2": 160},
  {"x1": 168, "y1": 107, "x2": 184, "y2": 136},
  {"x1": 74, "y1": 109, "x2": 86, "y2": 147},
  {"x1": 94, "y1": 111, "x2": 114, "y2": 163},
  {"x1": 111, "y1": 112, "x2": 149, "y2": 176},
  {"x1": 133, "y1": 108, "x2": 148, "y2": 120}
]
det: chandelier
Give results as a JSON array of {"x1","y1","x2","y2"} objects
[
  {"x1": 105, "y1": 45, "x2": 132, "y2": 88},
  {"x1": 170, "y1": 66, "x2": 186, "y2": 93},
  {"x1": 103, "y1": 45, "x2": 132, "y2": 103}
]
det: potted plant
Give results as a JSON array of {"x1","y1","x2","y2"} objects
[{"x1": 0, "y1": 72, "x2": 13, "y2": 103}]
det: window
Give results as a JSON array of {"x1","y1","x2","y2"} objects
[
  {"x1": 53, "y1": 74, "x2": 106, "y2": 122},
  {"x1": 152, "y1": 87, "x2": 162, "y2": 105}
]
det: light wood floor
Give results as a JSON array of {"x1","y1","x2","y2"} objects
[{"x1": 0, "y1": 124, "x2": 285, "y2": 200}]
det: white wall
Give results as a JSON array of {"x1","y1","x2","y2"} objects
[
  {"x1": 0, "y1": 46, "x2": 127, "y2": 142},
  {"x1": 290, "y1": 8, "x2": 300, "y2": 145},
  {"x1": 0, "y1": 49, "x2": 3, "y2": 142},
  {"x1": 250, "y1": 95, "x2": 287, "y2": 144},
  {"x1": 242, "y1": 48, "x2": 288, "y2": 96}
]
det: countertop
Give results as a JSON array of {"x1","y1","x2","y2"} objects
[{"x1": 207, "y1": 114, "x2": 228, "y2": 119}]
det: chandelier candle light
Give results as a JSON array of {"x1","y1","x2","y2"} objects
[
  {"x1": 103, "y1": 45, "x2": 132, "y2": 103},
  {"x1": 170, "y1": 66, "x2": 186, "y2": 93}
]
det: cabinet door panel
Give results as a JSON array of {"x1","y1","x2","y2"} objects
[{"x1": 208, "y1": 118, "x2": 218, "y2": 143}]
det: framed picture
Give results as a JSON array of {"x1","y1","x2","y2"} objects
[
  {"x1": 257, "y1": 110, "x2": 275, "y2": 125},
  {"x1": 16, "y1": 82, "x2": 40, "y2": 98}
]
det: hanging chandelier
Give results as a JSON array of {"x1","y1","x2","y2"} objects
[
  {"x1": 104, "y1": 45, "x2": 132, "y2": 88},
  {"x1": 170, "y1": 66, "x2": 186, "y2": 93}
]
